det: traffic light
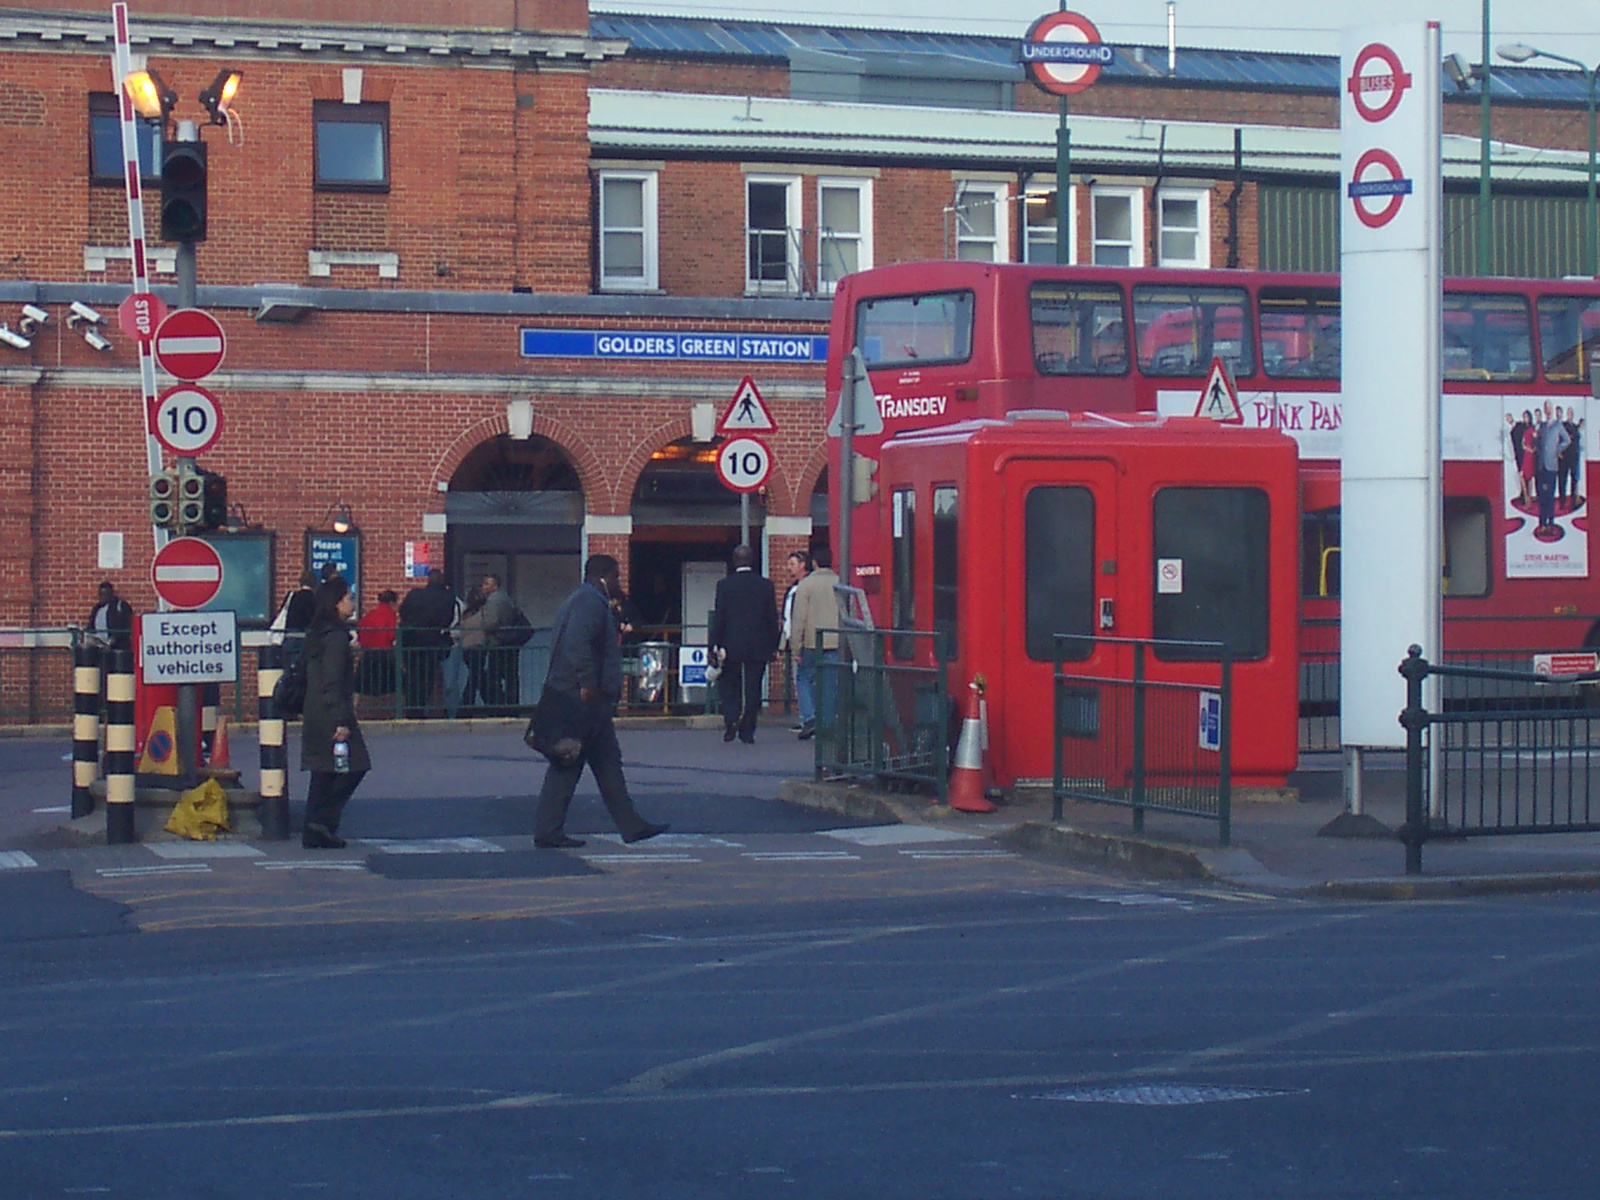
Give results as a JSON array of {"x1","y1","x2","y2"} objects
[
  {"x1": 148, "y1": 468, "x2": 178, "y2": 528},
  {"x1": 173, "y1": 461, "x2": 227, "y2": 531},
  {"x1": 160, "y1": 139, "x2": 207, "y2": 243}
]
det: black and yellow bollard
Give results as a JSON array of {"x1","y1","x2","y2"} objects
[
  {"x1": 257, "y1": 644, "x2": 290, "y2": 840},
  {"x1": 200, "y1": 682, "x2": 219, "y2": 764},
  {"x1": 71, "y1": 641, "x2": 101, "y2": 819},
  {"x1": 104, "y1": 647, "x2": 137, "y2": 844}
]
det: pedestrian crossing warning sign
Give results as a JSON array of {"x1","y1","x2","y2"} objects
[
  {"x1": 717, "y1": 376, "x2": 777, "y2": 433},
  {"x1": 1194, "y1": 357, "x2": 1243, "y2": 424}
]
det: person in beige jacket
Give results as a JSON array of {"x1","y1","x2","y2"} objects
[{"x1": 789, "y1": 544, "x2": 841, "y2": 739}]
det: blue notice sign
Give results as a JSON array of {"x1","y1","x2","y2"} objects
[
  {"x1": 521, "y1": 329, "x2": 829, "y2": 363},
  {"x1": 1198, "y1": 690, "x2": 1222, "y2": 752}
]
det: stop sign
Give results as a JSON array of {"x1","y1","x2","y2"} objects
[
  {"x1": 118, "y1": 291, "x2": 169, "y2": 343},
  {"x1": 151, "y1": 537, "x2": 223, "y2": 610},
  {"x1": 153, "y1": 308, "x2": 227, "y2": 381}
]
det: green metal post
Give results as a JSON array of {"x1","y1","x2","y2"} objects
[
  {"x1": 1055, "y1": 97, "x2": 1071, "y2": 265},
  {"x1": 1478, "y1": 0, "x2": 1493, "y2": 275}
]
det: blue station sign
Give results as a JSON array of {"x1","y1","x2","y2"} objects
[{"x1": 520, "y1": 329, "x2": 829, "y2": 363}]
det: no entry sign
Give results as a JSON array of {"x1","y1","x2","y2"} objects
[
  {"x1": 153, "y1": 308, "x2": 226, "y2": 381},
  {"x1": 151, "y1": 536, "x2": 223, "y2": 609}
]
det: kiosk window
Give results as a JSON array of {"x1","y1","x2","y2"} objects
[
  {"x1": 1025, "y1": 486, "x2": 1095, "y2": 662},
  {"x1": 890, "y1": 488, "x2": 916, "y2": 659},
  {"x1": 932, "y1": 486, "x2": 958, "y2": 656},
  {"x1": 1152, "y1": 488, "x2": 1269, "y2": 661}
]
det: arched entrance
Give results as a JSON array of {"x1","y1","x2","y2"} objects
[
  {"x1": 446, "y1": 434, "x2": 583, "y2": 625},
  {"x1": 630, "y1": 436, "x2": 765, "y2": 638}
]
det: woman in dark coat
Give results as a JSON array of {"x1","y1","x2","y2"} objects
[{"x1": 301, "y1": 577, "x2": 371, "y2": 848}]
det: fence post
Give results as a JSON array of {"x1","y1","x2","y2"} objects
[
  {"x1": 1052, "y1": 635, "x2": 1064, "y2": 823},
  {"x1": 934, "y1": 632, "x2": 949, "y2": 807},
  {"x1": 104, "y1": 647, "x2": 137, "y2": 845},
  {"x1": 71, "y1": 640, "x2": 101, "y2": 818},
  {"x1": 257, "y1": 644, "x2": 290, "y2": 840},
  {"x1": 1218, "y1": 647, "x2": 1232, "y2": 848},
  {"x1": 1131, "y1": 640, "x2": 1146, "y2": 834},
  {"x1": 1399, "y1": 644, "x2": 1430, "y2": 875}
]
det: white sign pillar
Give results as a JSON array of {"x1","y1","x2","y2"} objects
[{"x1": 1340, "y1": 23, "x2": 1443, "y2": 751}]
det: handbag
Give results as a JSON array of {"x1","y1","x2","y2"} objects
[{"x1": 521, "y1": 603, "x2": 589, "y2": 765}]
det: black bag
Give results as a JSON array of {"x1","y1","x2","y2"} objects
[
  {"x1": 523, "y1": 688, "x2": 590, "y2": 766},
  {"x1": 498, "y1": 606, "x2": 534, "y2": 648},
  {"x1": 273, "y1": 653, "x2": 309, "y2": 719}
]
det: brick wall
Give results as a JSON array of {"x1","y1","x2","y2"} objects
[{"x1": 7, "y1": 0, "x2": 587, "y2": 34}]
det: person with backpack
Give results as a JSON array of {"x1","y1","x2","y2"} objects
[{"x1": 300, "y1": 577, "x2": 369, "y2": 848}]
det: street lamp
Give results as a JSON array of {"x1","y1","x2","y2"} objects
[{"x1": 1499, "y1": 43, "x2": 1598, "y2": 277}]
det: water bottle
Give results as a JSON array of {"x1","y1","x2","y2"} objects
[{"x1": 332, "y1": 738, "x2": 350, "y2": 774}]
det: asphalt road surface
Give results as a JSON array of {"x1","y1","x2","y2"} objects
[{"x1": 2, "y1": 727, "x2": 1598, "y2": 1197}]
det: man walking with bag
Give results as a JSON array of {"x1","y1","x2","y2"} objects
[
  {"x1": 709, "y1": 544, "x2": 780, "y2": 745},
  {"x1": 532, "y1": 555, "x2": 669, "y2": 849}
]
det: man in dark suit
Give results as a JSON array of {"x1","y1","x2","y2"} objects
[{"x1": 709, "y1": 544, "x2": 780, "y2": 744}]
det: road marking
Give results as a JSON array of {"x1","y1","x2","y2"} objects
[
  {"x1": 583, "y1": 854, "x2": 700, "y2": 864},
  {"x1": 32, "y1": 804, "x2": 70, "y2": 813},
  {"x1": 257, "y1": 861, "x2": 367, "y2": 871},
  {"x1": 821, "y1": 825, "x2": 980, "y2": 846},
  {"x1": 96, "y1": 863, "x2": 212, "y2": 878},
  {"x1": 1033, "y1": 1084, "x2": 1306, "y2": 1105},
  {"x1": 362, "y1": 838, "x2": 504, "y2": 855},
  {"x1": 0, "y1": 851, "x2": 38, "y2": 870},
  {"x1": 591, "y1": 833, "x2": 746, "y2": 848},
  {"x1": 899, "y1": 848, "x2": 1018, "y2": 859},
  {"x1": 148, "y1": 842, "x2": 264, "y2": 859},
  {"x1": 742, "y1": 850, "x2": 859, "y2": 862}
]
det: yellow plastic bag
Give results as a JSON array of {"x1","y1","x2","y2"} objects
[{"x1": 164, "y1": 778, "x2": 232, "y2": 841}]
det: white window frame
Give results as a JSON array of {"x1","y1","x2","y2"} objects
[
  {"x1": 952, "y1": 180, "x2": 1009, "y2": 263},
  {"x1": 817, "y1": 176, "x2": 873, "y2": 292},
  {"x1": 1024, "y1": 180, "x2": 1078, "y2": 265},
  {"x1": 1156, "y1": 187, "x2": 1211, "y2": 269},
  {"x1": 1090, "y1": 185, "x2": 1145, "y2": 268},
  {"x1": 745, "y1": 174, "x2": 802, "y2": 296},
  {"x1": 597, "y1": 170, "x2": 658, "y2": 291}
]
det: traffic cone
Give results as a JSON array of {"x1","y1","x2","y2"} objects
[
  {"x1": 209, "y1": 713, "x2": 231, "y2": 769},
  {"x1": 947, "y1": 676, "x2": 997, "y2": 813},
  {"x1": 137, "y1": 705, "x2": 180, "y2": 776}
]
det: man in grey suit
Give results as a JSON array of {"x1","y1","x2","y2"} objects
[
  {"x1": 709, "y1": 544, "x2": 780, "y2": 744},
  {"x1": 532, "y1": 555, "x2": 669, "y2": 849}
]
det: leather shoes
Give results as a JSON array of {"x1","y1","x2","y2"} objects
[
  {"x1": 739, "y1": 733, "x2": 755, "y2": 744},
  {"x1": 797, "y1": 720, "x2": 816, "y2": 740},
  {"x1": 535, "y1": 835, "x2": 586, "y2": 849},
  {"x1": 302, "y1": 822, "x2": 346, "y2": 849},
  {"x1": 723, "y1": 727, "x2": 737, "y2": 742},
  {"x1": 623, "y1": 821, "x2": 670, "y2": 844}
]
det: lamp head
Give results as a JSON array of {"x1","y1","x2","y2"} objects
[
  {"x1": 1497, "y1": 43, "x2": 1538, "y2": 64},
  {"x1": 123, "y1": 68, "x2": 177, "y2": 121},
  {"x1": 198, "y1": 69, "x2": 242, "y2": 126}
]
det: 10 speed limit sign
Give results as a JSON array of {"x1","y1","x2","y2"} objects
[
  {"x1": 149, "y1": 384, "x2": 224, "y2": 456},
  {"x1": 716, "y1": 435, "x2": 772, "y2": 493}
]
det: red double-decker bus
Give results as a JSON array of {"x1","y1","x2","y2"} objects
[{"x1": 825, "y1": 261, "x2": 1600, "y2": 719}]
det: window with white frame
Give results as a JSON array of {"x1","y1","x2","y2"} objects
[
  {"x1": 1024, "y1": 183, "x2": 1075, "y2": 265},
  {"x1": 1157, "y1": 188, "x2": 1210, "y2": 268},
  {"x1": 818, "y1": 177, "x2": 872, "y2": 290},
  {"x1": 746, "y1": 175, "x2": 800, "y2": 293},
  {"x1": 597, "y1": 170, "x2": 658, "y2": 291},
  {"x1": 953, "y1": 181, "x2": 1008, "y2": 262},
  {"x1": 1091, "y1": 186, "x2": 1144, "y2": 268}
]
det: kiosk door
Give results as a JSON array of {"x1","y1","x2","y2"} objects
[{"x1": 1001, "y1": 459, "x2": 1119, "y2": 782}]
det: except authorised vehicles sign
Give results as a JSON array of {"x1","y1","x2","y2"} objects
[{"x1": 140, "y1": 611, "x2": 239, "y2": 684}]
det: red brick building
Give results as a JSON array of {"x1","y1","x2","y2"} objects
[{"x1": 0, "y1": 2, "x2": 1591, "y2": 639}]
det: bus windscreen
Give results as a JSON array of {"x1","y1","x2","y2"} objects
[{"x1": 855, "y1": 290, "x2": 975, "y2": 370}]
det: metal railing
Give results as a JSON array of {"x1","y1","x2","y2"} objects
[
  {"x1": 1052, "y1": 634, "x2": 1233, "y2": 846},
  {"x1": 815, "y1": 628, "x2": 951, "y2": 802},
  {"x1": 1399, "y1": 646, "x2": 1600, "y2": 874}
]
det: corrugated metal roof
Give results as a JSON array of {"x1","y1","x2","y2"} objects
[
  {"x1": 590, "y1": 12, "x2": 1593, "y2": 103},
  {"x1": 589, "y1": 88, "x2": 1592, "y2": 187}
]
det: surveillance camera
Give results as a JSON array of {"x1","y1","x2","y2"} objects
[
  {"x1": 20, "y1": 304, "x2": 48, "y2": 325},
  {"x1": 68, "y1": 301, "x2": 103, "y2": 326},
  {"x1": 82, "y1": 328, "x2": 113, "y2": 352},
  {"x1": 0, "y1": 324, "x2": 32, "y2": 350}
]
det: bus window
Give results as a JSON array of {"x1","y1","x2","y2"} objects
[
  {"x1": 932, "y1": 486, "x2": 958, "y2": 656},
  {"x1": 1300, "y1": 507, "x2": 1341, "y2": 598},
  {"x1": 1133, "y1": 285, "x2": 1255, "y2": 378},
  {"x1": 1259, "y1": 287, "x2": 1341, "y2": 379},
  {"x1": 1443, "y1": 293, "x2": 1533, "y2": 381},
  {"x1": 1536, "y1": 294, "x2": 1600, "y2": 383},
  {"x1": 1030, "y1": 281, "x2": 1128, "y2": 376},
  {"x1": 1443, "y1": 496, "x2": 1491, "y2": 598},
  {"x1": 855, "y1": 290, "x2": 975, "y2": 370},
  {"x1": 1152, "y1": 487, "x2": 1270, "y2": 661},
  {"x1": 890, "y1": 487, "x2": 916, "y2": 659},
  {"x1": 1025, "y1": 486, "x2": 1095, "y2": 662}
]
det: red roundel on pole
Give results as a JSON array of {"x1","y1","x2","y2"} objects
[
  {"x1": 151, "y1": 537, "x2": 223, "y2": 610},
  {"x1": 1348, "y1": 148, "x2": 1412, "y2": 229},
  {"x1": 1346, "y1": 42, "x2": 1413, "y2": 124},
  {"x1": 153, "y1": 308, "x2": 227, "y2": 381},
  {"x1": 1022, "y1": 10, "x2": 1110, "y2": 97}
]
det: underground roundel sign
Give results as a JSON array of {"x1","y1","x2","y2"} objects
[
  {"x1": 1347, "y1": 147, "x2": 1414, "y2": 229},
  {"x1": 1020, "y1": 10, "x2": 1113, "y2": 97}
]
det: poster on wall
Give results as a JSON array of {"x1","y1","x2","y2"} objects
[{"x1": 1503, "y1": 399, "x2": 1591, "y2": 578}]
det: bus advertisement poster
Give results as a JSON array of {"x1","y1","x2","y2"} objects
[{"x1": 1503, "y1": 398, "x2": 1591, "y2": 578}]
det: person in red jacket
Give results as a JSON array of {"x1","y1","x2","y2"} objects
[{"x1": 355, "y1": 589, "x2": 399, "y2": 696}]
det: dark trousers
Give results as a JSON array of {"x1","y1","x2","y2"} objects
[
  {"x1": 1536, "y1": 466, "x2": 1559, "y2": 528},
  {"x1": 306, "y1": 768, "x2": 366, "y2": 833},
  {"x1": 718, "y1": 658, "x2": 766, "y2": 739},
  {"x1": 533, "y1": 708, "x2": 649, "y2": 841}
]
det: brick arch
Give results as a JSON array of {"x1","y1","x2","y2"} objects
[
  {"x1": 424, "y1": 410, "x2": 606, "y2": 511},
  {"x1": 794, "y1": 441, "x2": 831, "y2": 514},
  {"x1": 758, "y1": 457, "x2": 795, "y2": 516},
  {"x1": 615, "y1": 415, "x2": 697, "y2": 513}
]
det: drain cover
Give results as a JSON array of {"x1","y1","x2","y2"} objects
[{"x1": 1035, "y1": 1084, "x2": 1300, "y2": 1106}]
